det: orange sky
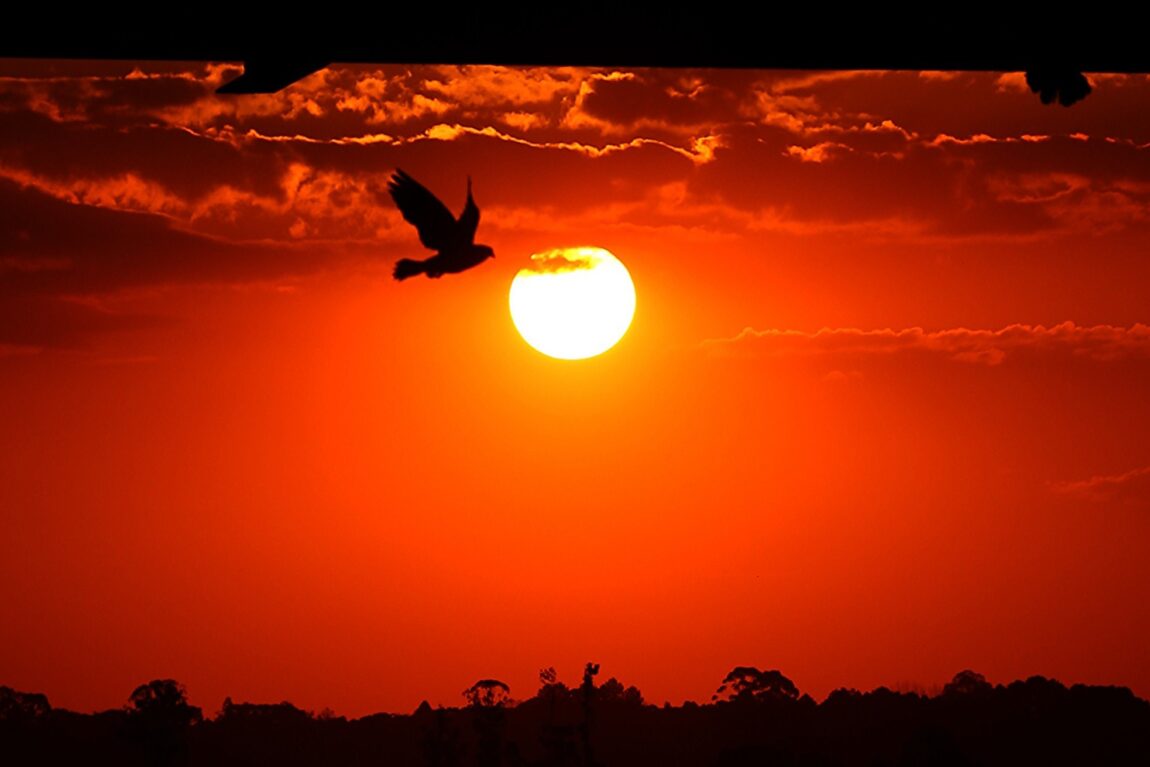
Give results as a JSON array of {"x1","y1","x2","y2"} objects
[{"x1": 1, "y1": 61, "x2": 1149, "y2": 718}]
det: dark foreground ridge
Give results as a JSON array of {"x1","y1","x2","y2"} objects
[{"x1": 3, "y1": 666, "x2": 1148, "y2": 766}]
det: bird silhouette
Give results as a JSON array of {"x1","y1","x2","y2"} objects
[{"x1": 388, "y1": 169, "x2": 494, "y2": 280}]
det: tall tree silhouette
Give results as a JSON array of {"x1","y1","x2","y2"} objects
[
  {"x1": 535, "y1": 667, "x2": 578, "y2": 766},
  {"x1": 126, "y1": 679, "x2": 202, "y2": 766},
  {"x1": 580, "y1": 662, "x2": 600, "y2": 767},
  {"x1": 463, "y1": 680, "x2": 510, "y2": 767},
  {"x1": 417, "y1": 703, "x2": 461, "y2": 767}
]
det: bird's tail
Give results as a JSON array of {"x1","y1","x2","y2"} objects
[{"x1": 393, "y1": 259, "x2": 424, "y2": 281}]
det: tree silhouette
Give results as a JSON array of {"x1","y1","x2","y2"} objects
[
  {"x1": 128, "y1": 679, "x2": 202, "y2": 725},
  {"x1": 125, "y1": 679, "x2": 202, "y2": 766},
  {"x1": 216, "y1": 697, "x2": 311, "y2": 725},
  {"x1": 532, "y1": 666, "x2": 578, "y2": 766},
  {"x1": 463, "y1": 680, "x2": 510, "y2": 767},
  {"x1": 580, "y1": 662, "x2": 601, "y2": 767},
  {"x1": 943, "y1": 669, "x2": 993, "y2": 697},
  {"x1": 0, "y1": 686, "x2": 50, "y2": 721},
  {"x1": 462, "y1": 679, "x2": 511, "y2": 709},
  {"x1": 596, "y1": 677, "x2": 644, "y2": 706},
  {"x1": 418, "y1": 704, "x2": 461, "y2": 767},
  {"x1": 713, "y1": 667, "x2": 800, "y2": 703},
  {"x1": 0, "y1": 672, "x2": 1147, "y2": 765}
]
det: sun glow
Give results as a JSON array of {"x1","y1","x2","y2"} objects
[{"x1": 509, "y1": 247, "x2": 636, "y2": 360}]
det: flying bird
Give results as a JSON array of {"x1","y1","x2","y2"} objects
[{"x1": 388, "y1": 169, "x2": 494, "y2": 280}]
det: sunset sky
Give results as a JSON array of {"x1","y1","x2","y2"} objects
[{"x1": 2, "y1": 60, "x2": 1149, "y2": 718}]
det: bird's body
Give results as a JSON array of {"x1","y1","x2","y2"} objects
[
  {"x1": 388, "y1": 169, "x2": 494, "y2": 280},
  {"x1": 392, "y1": 248, "x2": 492, "y2": 280}
]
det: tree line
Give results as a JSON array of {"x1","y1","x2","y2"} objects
[{"x1": 2, "y1": 666, "x2": 1147, "y2": 765}]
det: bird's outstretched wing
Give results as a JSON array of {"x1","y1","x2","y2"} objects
[
  {"x1": 388, "y1": 169, "x2": 457, "y2": 252},
  {"x1": 457, "y1": 176, "x2": 479, "y2": 244}
]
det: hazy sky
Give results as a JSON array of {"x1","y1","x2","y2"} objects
[{"x1": 2, "y1": 61, "x2": 1149, "y2": 718}]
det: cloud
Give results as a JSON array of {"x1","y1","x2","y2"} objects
[
  {"x1": 0, "y1": 178, "x2": 335, "y2": 298},
  {"x1": 409, "y1": 123, "x2": 721, "y2": 165},
  {"x1": 702, "y1": 322, "x2": 1150, "y2": 364},
  {"x1": 742, "y1": 72, "x2": 916, "y2": 151},
  {"x1": 822, "y1": 369, "x2": 865, "y2": 383},
  {"x1": 519, "y1": 248, "x2": 596, "y2": 274},
  {"x1": 500, "y1": 111, "x2": 550, "y2": 131},
  {"x1": 423, "y1": 65, "x2": 586, "y2": 110},
  {"x1": 0, "y1": 63, "x2": 586, "y2": 142},
  {"x1": 1052, "y1": 466, "x2": 1150, "y2": 506},
  {"x1": 917, "y1": 71, "x2": 962, "y2": 82},
  {"x1": 560, "y1": 70, "x2": 742, "y2": 138},
  {"x1": 0, "y1": 158, "x2": 402, "y2": 245},
  {"x1": 927, "y1": 133, "x2": 1051, "y2": 148},
  {"x1": 1, "y1": 63, "x2": 236, "y2": 128},
  {"x1": 8, "y1": 64, "x2": 1150, "y2": 316},
  {"x1": 785, "y1": 142, "x2": 852, "y2": 163},
  {"x1": 994, "y1": 72, "x2": 1031, "y2": 95},
  {"x1": 11, "y1": 63, "x2": 1150, "y2": 251},
  {"x1": 768, "y1": 70, "x2": 890, "y2": 94},
  {"x1": 0, "y1": 178, "x2": 339, "y2": 348}
]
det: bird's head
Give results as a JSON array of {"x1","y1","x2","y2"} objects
[{"x1": 477, "y1": 244, "x2": 495, "y2": 262}]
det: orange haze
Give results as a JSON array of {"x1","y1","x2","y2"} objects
[{"x1": 1, "y1": 61, "x2": 1149, "y2": 717}]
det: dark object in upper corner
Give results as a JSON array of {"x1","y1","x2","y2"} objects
[
  {"x1": 1026, "y1": 69, "x2": 1093, "y2": 106},
  {"x1": 2, "y1": 19, "x2": 1144, "y2": 104}
]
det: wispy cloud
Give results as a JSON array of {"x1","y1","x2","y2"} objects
[
  {"x1": 1052, "y1": 465, "x2": 1150, "y2": 506},
  {"x1": 927, "y1": 133, "x2": 1051, "y2": 147},
  {"x1": 409, "y1": 123, "x2": 723, "y2": 165},
  {"x1": 702, "y1": 322, "x2": 1150, "y2": 365},
  {"x1": 785, "y1": 142, "x2": 852, "y2": 163}
]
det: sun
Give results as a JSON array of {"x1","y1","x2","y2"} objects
[{"x1": 509, "y1": 247, "x2": 636, "y2": 360}]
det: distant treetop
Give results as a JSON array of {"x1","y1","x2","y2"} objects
[
  {"x1": 713, "y1": 667, "x2": 800, "y2": 703},
  {"x1": 462, "y1": 679, "x2": 511, "y2": 708}
]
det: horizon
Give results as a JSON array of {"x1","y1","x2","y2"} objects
[
  {"x1": 6, "y1": 665, "x2": 1141, "y2": 719},
  {"x1": 2, "y1": 60, "x2": 1148, "y2": 720}
]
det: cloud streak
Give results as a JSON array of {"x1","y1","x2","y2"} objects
[
  {"x1": 703, "y1": 322, "x2": 1150, "y2": 365},
  {"x1": 1052, "y1": 465, "x2": 1150, "y2": 506},
  {"x1": 521, "y1": 248, "x2": 595, "y2": 274}
]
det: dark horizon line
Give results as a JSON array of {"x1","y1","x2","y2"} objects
[
  {"x1": 9, "y1": 669, "x2": 1147, "y2": 766},
  {"x1": 5, "y1": 668, "x2": 1147, "y2": 720}
]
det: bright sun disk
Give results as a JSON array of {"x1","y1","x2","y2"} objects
[{"x1": 509, "y1": 246, "x2": 636, "y2": 360}]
